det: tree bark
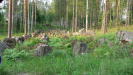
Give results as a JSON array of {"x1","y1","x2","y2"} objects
[
  {"x1": 34, "y1": 0, "x2": 37, "y2": 30},
  {"x1": 8, "y1": 0, "x2": 13, "y2": 38},
  {"x1": 24, "y1": 0, "x2": 29, "y2": 35},
  {"x1": 86, "y1": 0, "x2": 88, "y2": 32},
  {"x1": 72, "y1": 0, "x2": 75, "y2": 32},
  {"x1": 75, "y1": 0, "x2": 78, "y2": 32},
  {"x1": 101, "y1": 0, "x2": 107, "y2": 34},
  {"x1": 116, "y1": 0, "x2": 120, "y2": 28}
]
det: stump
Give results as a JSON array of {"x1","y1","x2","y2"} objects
[
  {"x1": 3, "y1": 38, "x2": 16, "y2": 48},
  {"x1": 35, "y1": 44, "x2": 52, "y2": 56},
  {"x1": 116, "y1": 31, "x2": 133, "y2": 43},
  {"x1": 72, "y1": 41, "x2": 88, "y2": 56}
]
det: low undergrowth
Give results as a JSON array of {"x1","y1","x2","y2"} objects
[{"x1": 0, "y1": 32, "x2": 133, "y2": 75}]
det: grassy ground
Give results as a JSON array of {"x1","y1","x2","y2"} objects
[{"x1": 1, "y1": 26, "x2": 133, "y2": 75}]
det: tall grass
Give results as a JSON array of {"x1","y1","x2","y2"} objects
[{"x1": 1, "y1": 26, "x2": 133, "y2": 75}]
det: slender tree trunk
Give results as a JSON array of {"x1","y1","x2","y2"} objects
[
  {"x1": 66, "y1": 0, "x2": 69, "y2": 28},
  {"x1": 34, "y1": 0, "x2": 37, "y2": 30},
  {"x1": 72, "y1": 0, "x2": 75, "y2": 32},
  {"x1": 116, "y1": 0, "x2": 120, "y2": 29},
  {"x1": 75, "y1": 0, "x2": 78, "y2": 32},
  {"x1": 8, "y1": 0, "x2": 13, "y2": 38},
  {"x1": 28, "y1": 0, "x2": 30, "y2": 34},
  {"x1": 24, "y1": 0, "x2": 29, "y2": 35},
  {"x1": 101, "y1": 0, "x2": 107, "y2": 34},
  {"x1": 126, "y1": 0, "x2": 130, "y2": 26},
  {"x1": 12, "y1": 0, "x2": 14, "y2": 34},
  {"x1": 30, "y1": 0, "x2": 36, "y2": 31},
  {"x1": 86, "y1": 0, "x2": 88, "y2": 32},
  {"x1": 131, "y1": 2, "x2": 133, "y2": 24},
  {"x1": 89, "y1": 0, "x2": 92, "y2": 29},
  {"x1": 20, "y1": 0, "x2": 23, "y2": 32},
  {"x1": 31, "y1": 0, "x2": 35, "y2": 33}
]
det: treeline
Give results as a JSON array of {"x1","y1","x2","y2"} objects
[
  {"x1": 53, "y1": 0, "x2": 133, "y2": 33},
  {"x1": 0, "y1": 0, "x2": 133, "y2": 35}
]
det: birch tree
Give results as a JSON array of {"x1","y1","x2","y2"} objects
[{"x1": 86, "y1": 0, "x2": 88, "y2": 32}]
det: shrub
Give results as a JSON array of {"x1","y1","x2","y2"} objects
[{"x1": 4, "y1": 49, "x2": 30, "y2": 61}]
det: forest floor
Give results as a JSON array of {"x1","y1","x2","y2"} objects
[{"x1": 1, "y1": 26, "x2": 133, "y2": 75}]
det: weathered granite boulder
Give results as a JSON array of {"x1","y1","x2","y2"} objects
[
  {"x1": 72, "y1": 41, "x2": 88, "y2": 56},
  {"x1": 35, "y1": 44, "x2": 52, "y2": 56},
  {"x1": 116, "y1": 31, "x2": 133, "y2": 44}
]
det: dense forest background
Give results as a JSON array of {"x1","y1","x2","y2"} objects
[{"x1": 0, "y1": 0, "x2": 132, "y2": 34}]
